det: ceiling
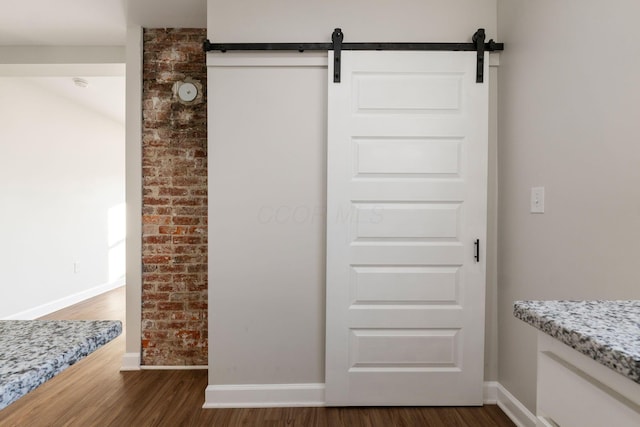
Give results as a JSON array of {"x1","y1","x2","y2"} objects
[
  {"x1": 34, "y1": 76, "x2": 126, "y2": 124},
  {"x1": 0, "y1": 0, "x2": 206, "y2": 126},
  {"x1": 0, "y1": 0, "x2": 206, "y2": 46}
]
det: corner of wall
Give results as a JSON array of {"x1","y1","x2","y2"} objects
[
  {"x1": 484, "y1": 382, "x2": 538, "y2": 427},
  {"x1": 120, "y1": 352, "x2": 141, "y2": 371},
  {"x1": 125, "y1": 25, "x2": 144, "y2": 360},
  {"x1": 496, "y1": 383, "x2": 538, "y2": 427}
]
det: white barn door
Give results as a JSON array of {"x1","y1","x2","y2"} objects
[{"x1": 325, "y1": 51, "x2": 488, "y2": 406}]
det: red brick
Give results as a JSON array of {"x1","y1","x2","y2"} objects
[
  {"x1": 190, "y1": 189, "x2": 207, "y2": 197},
  {"x1": 172, "y1": 273, "x2": 199, "y2": 283},
  {"x1": 157, "y1": 302, "x2": 185, "y2": 311},
  {"x1": 187, "y1": 282, "x2": 207, "y2": 292},
  {"x1": 143, "y1": 235, "x2": 172, "y2": 244},
  {"x1": 142, "y1": 264, "x2": 158, "y2": 273},
  {"x1": 142, "y1": 301, "x2": 157, "y2": 310},
  {"x1": 173, "y1": 245, "x2": 203, "y2": 255},
  {"x1": 155, "y1": 207, "x2": 174, "y2": 215},
  {"x1": 172, "y1": 236, "x2": 202, "y2": 244},
  {"x1": 142, "y1": 283, "x2": 155, "y2": 292},
  {"x1": 172, "y1": 216, "x2": 201, "y2": 226},
  {"x1": 143, "y1": 197, "x2": 170, "y2": 206},
  {"x1": 174, "y1": 254, "x2": 205, "y2": 264},
  {"x1": 142, "y1": 224, "x2": 159, "y2": 235},
  {"x1": 188, "y1": 301, "x2": 207, "y2": 310},
  {"x1": 142, "y1": 27, "x2": 208, "y2": 367},
  {"x1": 158, "y1": 264, "x2": 187, "y2": 273},
  {"x1": 158, "y1": 225, "x2": 185, "y2": 235},
  {"x1": 171, "y1": 197, "x2": 203, "y2": 206},
  {"x1": 142, "y1": 311, "x2": 170, "y2": 320},
  {"x1": 144, "y1": 292, "x2": 171, "y2": 301},
  {"x1": 157, "y1": 283, "x2": 187, "y2": 293},
  {"x1": 143, "y1": 273, "x2": 172, "y2": 283},
  {"x1": 169, "y1": 293, "x2": 189, "y2": 301},
  {"x1": 172, "y1": 177, "x2": 202, "y2": 186},
  {"x1": 187, "y1": 226, "x2": 206, "y2": 235},
  {"x1": 149, "y1": 331, "x2": 169, "y2": 340},
  {"x1": 156, "y1": 321, "x2": 188, "y2": 330},
  {"x1": 176, "y1": 330, "x2": 200, "y2": 341},
  {"x1": 142, "y1": 255, "x2": 172, "y2": 264},
  {"x1": 158, "y1": 49, "x2": 188, "y2": 62},
  {"x1": 158, "y1": 187, "x2": 189, "y2": 197},
  {"x1": 170, "y1": 311, "x2": 188, "y2": 320},
  {"x1": 172, "y1": 207, "x2": 207, "y2": 216},
  {"x1": 142, "y1": 245, "x2": 173, "y2": 255},
  {"x1": 186, "y1": 264, "x2": 207, "y2": 273},
  {"x1": 143, "y1": 215, "x2": 171, "y2": 225}
]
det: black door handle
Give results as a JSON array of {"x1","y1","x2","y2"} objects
[{"x1": 474, "y1": 239, "x2": 480, "y2": 263}]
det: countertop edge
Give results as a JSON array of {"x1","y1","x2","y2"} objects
[{"x1": 514, "y1": 301, "x2": 640, "y2": 385}]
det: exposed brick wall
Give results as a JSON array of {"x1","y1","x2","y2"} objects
[{"x1": 141, "y1": 28, "x2": 207, "y2": 365}]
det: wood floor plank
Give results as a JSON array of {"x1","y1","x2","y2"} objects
[{"x1": 0, "y1": 287, "x2": 515, "y2": 426}]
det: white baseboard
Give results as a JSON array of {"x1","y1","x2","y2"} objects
[
  {"x1": 201, "y1": 379, "x2": 533, "y2": 425},
  {"x1": 203, "y1": 383, "x2": 326, "y2": 408},
  {"x1": 120, "y1": 354, "x2": 208, "y2": 372},
  {"x1": 495, "y1": 383, "x2": 538, "y2": 427},
  {"x1": 142, "y1": 365, "x2": 208, "y2": 370},
  {"x1": 3, "y1": 279, "x2": 125, "y2": 320},
  {"x1": 120, "y1": 352, "x2": 141, "y2": 371}
]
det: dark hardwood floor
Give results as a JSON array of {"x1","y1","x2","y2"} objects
[{"x1": 0, "y1": 287, "x2": 515, "y2": 426}]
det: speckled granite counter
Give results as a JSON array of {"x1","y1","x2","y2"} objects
[
  {"x1": 0, "y1": 320, "x2": 122, "y2": 410},
  {"x1": 514, "y1": 300, "x2": 640, "y2": 384}
]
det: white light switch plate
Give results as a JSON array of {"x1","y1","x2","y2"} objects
[{"x1": 531, "y1": 187, "x2": 545, "y2": 213}]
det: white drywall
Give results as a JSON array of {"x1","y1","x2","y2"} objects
[
  {"x1": 0, "y1": 76, "x2": 125, "y2": 319},
  {"x1": 0, "y1": 46, "x2": 124, "y2": 65},
  {"x1": 124, "y1": 26, "x2": 143, "y2": 364},
  {"x1": 208, "y1": 0, "x2": 497, "y2": 42},
  {"x1": 207, "y1": 0, "x2": 499, "y2": 389},
  {"x1": 497, "y1": 0, "x2": 640, "y2": 413},
  {"x1": 209, "y1": 60, "x2": 328, "y2": 384}
]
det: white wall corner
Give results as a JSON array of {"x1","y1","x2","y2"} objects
[
  {"x1": 124, "y1": 24, "x2": 143, "y2": 361},
  {"x1": 203, "y1": 384, "x2": 326, "y2": 409},
  {"x1": 120, "y1": 352, "x2": 141, "y2": 371},
  {"x1": 483, "y1": 381, "x2": 498, "y2": 404},
  {"x1": 489, "y1": 52, "x2": 500, "y2": 67},
  {"x1": 496, "y1": 383, "x2": 538, "y2": 427}
]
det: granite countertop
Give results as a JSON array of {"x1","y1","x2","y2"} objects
[
  {"x1": 514, "y1": 300, "x2": 640, "y2": 384},
  {"x1": 0, "y1": 320, "x2": 122, "y2": 410}
]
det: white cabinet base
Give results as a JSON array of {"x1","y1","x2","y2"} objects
[{"x1": 536, "y1": 333, "x2": 640, "y2": 427}]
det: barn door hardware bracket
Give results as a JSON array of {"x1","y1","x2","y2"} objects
[
  {"x1": 474, "y1": 239, "x2": 480, "y2": 263},
  {"x1": 332, "y1": 28, "x2": 344, "y2": 83},
  {"x1": 473, "y1": 29, "x2": 486, "y2": 83},
  {"x1": 203, "y1": 28, "x2": 504, "y2": 84}
]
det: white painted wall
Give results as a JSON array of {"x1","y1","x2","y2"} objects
[
  {"x1": 208, "y1": 0, "x2": 497, "y2": 42},
  {"x1": 209, "y1": 57, "x2": 328, "y2": 384},
  {"x1": 207, "y1": 0, "x2": 499, "y2": 388},
  {"x1": 497, "y1": 0, "x2": 640, "y2": 413},
  {"x1": 0, "y1": 76, "x2": 125, "y2": 319},
  {"x1": 123, "y1": 26, "x2": 143, "y2": 368},
  {"x1": 0, "y1": 46, "x2": 124, "y2": 65}
]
